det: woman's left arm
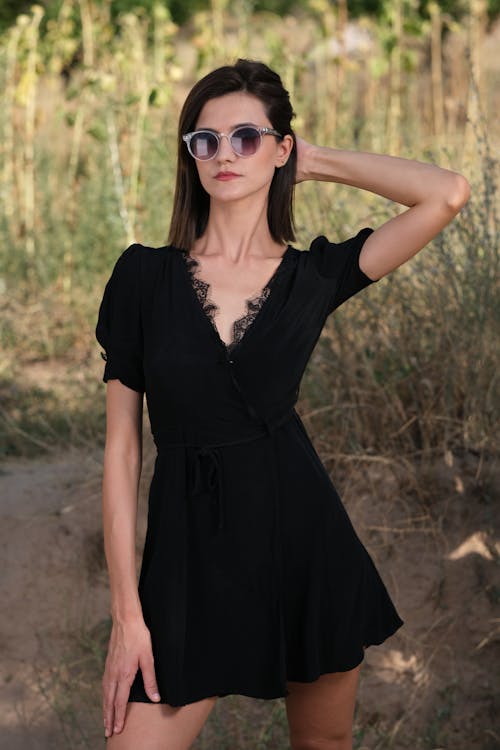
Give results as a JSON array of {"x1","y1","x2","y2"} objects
[{"x1": 295, "y1": 138, "x2": 471, "y2": 281}]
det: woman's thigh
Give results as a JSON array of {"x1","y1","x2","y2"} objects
[
  {"x1": 285, "y1": 665, "x2": 361, "y2": 750},
  {"x1": 106, "y1": 697, "x2": 217, "y2": 750}
]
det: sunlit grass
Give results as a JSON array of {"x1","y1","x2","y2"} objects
[{"x1": 0, "y1": 3, "x2": 498, "y2": 462}]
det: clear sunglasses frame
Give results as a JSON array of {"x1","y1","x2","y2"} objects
[{"x1": 182, "y1": 125, "x2": 283, "y2": 161}]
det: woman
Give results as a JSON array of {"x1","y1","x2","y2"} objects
[{"x1": 96, "y1": 59, "x2": 469, "y2": 749}]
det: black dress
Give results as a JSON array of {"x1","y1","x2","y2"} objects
[{"x1": 95, "y1": 227, "x2": 403, "y2": 708}]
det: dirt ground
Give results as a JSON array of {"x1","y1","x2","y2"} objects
[{"x1": 1, "y1": 425, "x2": 498, "y2": 749}]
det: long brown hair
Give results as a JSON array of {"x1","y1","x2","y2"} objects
[{"x1": 167, "y1": 59, "x2": 297, "y2": 250}]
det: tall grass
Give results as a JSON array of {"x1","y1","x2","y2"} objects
[
  {"x1": 0, "y1": 0, "x2": 498, "y2": 459},
  {"x1": 300, "y1": 108, "x2": 499, "y2": 464}
]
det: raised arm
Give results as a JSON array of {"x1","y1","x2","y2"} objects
[
  {"x1": 295, "y1": 138, "x2": 471, "y2": 281},
  {"x1": 101, "y1": 380, "x2": 160, "y2": 739}
]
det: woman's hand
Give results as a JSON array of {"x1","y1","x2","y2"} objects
[
  {"x1": 294, "y1": 136, "x2": 316, "y2": 183},
  {"x1": 102, "y1": 617, "x2": 161, "y2": 739}
]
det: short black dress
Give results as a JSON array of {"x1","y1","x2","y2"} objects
[{"x1": 95, "y1": 227, "x2": 403, "y2": 708}]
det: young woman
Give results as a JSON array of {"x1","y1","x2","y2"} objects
[{"x1": 96, "y1": 59, "x2": 470, "y2": 749}]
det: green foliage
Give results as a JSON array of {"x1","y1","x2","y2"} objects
[
  {"x1": 0, "y1": 0, "x2": 33, "y2": 32},
  {"x1": 0, "y1": 0, "x2": 68, "y2": 36},
  {"x1": 109, "y1": 0, "x2": 205, "y2": 25},
  {"x1": 1, "y1": 1, "x2": 500, "y2": 36},
  {"x1": 346, "y1": 0, "x2": 384, "y2": 16}
]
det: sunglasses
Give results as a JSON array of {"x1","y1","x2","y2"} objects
[{"x1": 182, "y1": 125, "x2": 283, "y2": 161}]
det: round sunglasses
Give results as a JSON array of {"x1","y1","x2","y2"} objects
[{"x1": 182, "y1": 125, "x2": 283, "y2": 161}]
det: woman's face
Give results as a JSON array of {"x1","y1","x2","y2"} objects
[{"x1": 192, "y1": 91, "x2": 293, "y2": 204}]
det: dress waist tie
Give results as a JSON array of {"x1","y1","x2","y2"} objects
[{"x1": 189, "y1": 445, "x2": 225, "y2": 532}]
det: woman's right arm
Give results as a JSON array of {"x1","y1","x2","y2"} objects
[{"x1": 101, "y1": 379, "x2": 161, "y2": 740}]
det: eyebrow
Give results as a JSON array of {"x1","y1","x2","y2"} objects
[{"x1": 195, "y1": 121, "x2": 260, "y2": 132}]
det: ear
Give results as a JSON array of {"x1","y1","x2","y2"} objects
[{"x1": 274, "y1": 134, "x2": 294, "y2": 168}]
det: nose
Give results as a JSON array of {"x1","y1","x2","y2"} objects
[{"x1": 216, "y1": 133, "x2": 236, "y2": 161}]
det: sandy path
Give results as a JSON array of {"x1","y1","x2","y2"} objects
[
  {"x1": 1, "y1": 445, "x2": 498, "y2": 748},
  {"x1": 0, "y1": 447, "x2": 113, "y2": 748}
]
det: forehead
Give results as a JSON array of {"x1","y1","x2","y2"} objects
[{"x1": 195, "y1": 91, "x2": 269, "y2": 129}]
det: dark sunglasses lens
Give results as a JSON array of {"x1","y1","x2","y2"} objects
[
  {"x1": 231, "y1": 127, "x2": 261, "y2": 156},
  {"x1": 190, "y1": 132, "x2": 219, "y2": 159}
]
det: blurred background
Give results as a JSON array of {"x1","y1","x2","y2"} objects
[{"x1": 0, "y1": 1, "x2": 498, "y2": 748}]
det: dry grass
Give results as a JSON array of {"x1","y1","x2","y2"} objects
[{"x1": 1, "y1": 4, "x2": 498, "y2": 462}]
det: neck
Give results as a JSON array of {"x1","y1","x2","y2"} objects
[{"x1": 194, "y1": 193, "x2": 284, "y2": 260}]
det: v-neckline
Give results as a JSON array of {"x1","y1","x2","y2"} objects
[{"x1": 178, "y1": 245, "x2": 292, "y2": 355}]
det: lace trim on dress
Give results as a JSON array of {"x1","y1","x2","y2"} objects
[{"x1": 182, "y1": 252, "x2": 277, "y2": 351}]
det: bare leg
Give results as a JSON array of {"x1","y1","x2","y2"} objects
[
  {"x1": 285, "y1": 665, "x2": 361, "y2": 750},
  {"x1": 106, "y1": 697, "x2": 217, "y2": 750}
]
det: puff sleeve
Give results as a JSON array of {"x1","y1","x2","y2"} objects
[
  {"x1": 309, "y1": 227, "x2": 377, "y2": 315},
  {"x1": 95, "y1": 243, "x2": 145, "y2": 393}
]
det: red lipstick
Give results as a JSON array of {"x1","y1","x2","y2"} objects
[{"x1": 215, "y1": 172, "x2": 241, "y2": 180}]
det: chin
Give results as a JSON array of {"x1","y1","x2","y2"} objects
[{"x1": 205, "y1": 180, "x2": 271, "y2": 204}]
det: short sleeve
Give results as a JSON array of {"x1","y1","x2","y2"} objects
[
  {"x1": 95, "y1": 243, "x2": 145, "y2": 393},
  {"x1": 309, "y1": 227, "x2": 377, "y2": 315}
]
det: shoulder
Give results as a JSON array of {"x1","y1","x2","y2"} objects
[
  {"x1": 114, "y1": 241, "x2": 178, "y2": 262},
  {"x1": 109, "y1": 242, "x2": 143, "y2": 277},
  {"x1": 111, "y1": 242, "x2": 180, "y2": 277},
  {"x1": 307, "y1": 228, "x2": 374, "y2": 278}
]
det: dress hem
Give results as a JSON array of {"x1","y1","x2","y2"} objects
[{"x1": 127, "y1": 623, "x2": 403, "y2": 708}]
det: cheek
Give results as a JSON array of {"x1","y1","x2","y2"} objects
[
  {"x1": 257, "y1": 146, "x2": 280, "y2": 176},
  {"x1": 196, "y1": 164, "x2": 212, "y2": 192},
  {"x1": 255, "y1": 157, "x2": 278, "y2": 186}
]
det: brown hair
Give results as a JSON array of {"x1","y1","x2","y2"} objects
[{"x1": 167, "y1": 58, "x2": 297, "y2": 250}]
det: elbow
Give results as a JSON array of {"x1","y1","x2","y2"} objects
[
  {"x1": 104, "y1": 435, "x2": 143, "y2": 469},
  {"x1": 446, "y1": 173, "x2": 471, "y2": 214}
]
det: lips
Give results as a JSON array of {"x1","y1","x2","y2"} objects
[{"x1": 214, "y1": 172, "x2": 241, "y2": 180}]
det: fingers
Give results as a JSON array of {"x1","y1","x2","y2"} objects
[
  {"x1": 112, "y1": 670, "x2": 136, "y2": 735},
  {"x1": 102, "y1": 667, "x2": 136, "y2": 738},
  {"x1": 102, "y1": 655, "x2": 159, "y2": 737},
  {"x1": 101, "y1": 623, "x2": 160, "y2": 739},
  {"x1": 140, "y1": 649, "x2": 161, "y2": 702},
  {"x1": 102, "y1": 673, "x2": 118, "y2": 739}
]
